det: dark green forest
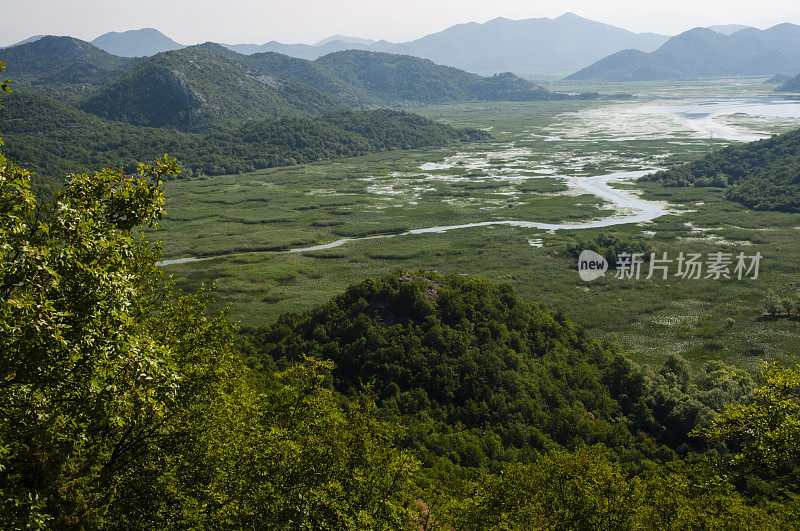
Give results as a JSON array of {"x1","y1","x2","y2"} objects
[
  {"x1": 3, "y1": 153, "x2": 799, "y2": 526},
  {"x1": 644, "y1": 127, "x2": 800, "y2": 212},
  {"x1": 565, "y1": 233, "x2": 654, "y2": 268},
  {"x1": 0, "y1": 36, "x2": 135, "y2": 100},
  {"x1": 0, "y1": 91, "x2": 487, "y2": 194},
  {"x1": 1, "y1": 36, "x2": 591, "y2": 132},
  {"x1": 0, "y1": 33, "x2": 607, "y2": 198},
  {"x1": 2, "y1": 50, "x2": 800, "y2": 528}
]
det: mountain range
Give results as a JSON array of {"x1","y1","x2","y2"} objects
[
  {"x1": 7, "y1": 14, "x2": 669, "y2": 75},
  {"x1": 568, "y1": 23, "x2": 800, "y2": 81},
  {"x1": 0, "y1": 35, "x2": 136, "y2": 98},
  {"x1": 220, "y1": 13, "x2": 668, "y2": 74},
  {"x1": 0, "y1": 33, "x2": 578, "y2": 184},
  {"x1": 1, "y1": 36, "x2": 578, "y2": 131}
]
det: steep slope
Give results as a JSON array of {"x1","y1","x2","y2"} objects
[
  {"x1": 253, "y1": 271, "x2": 742, "y2": 471},
  {"x1": 777, "y1": 73, "x2": 800, "y2": 92},
  {"x1": 242, "y1": 50, "x2": 372, "y2": 105},
  {"x1": 564, "y1": 49, "x2": 683, "y2": 81},
  {"x1": 78, "y1": 44, "x2": 570, "y2": 130},
  {"x1": 568, "y1": 24, "x2": 800, "y2": 81},
  {"x1": 80, "y1": 46, "x2": 343, "y2": 130},
  {"x1": 643, "y1": 127, "x2": 800, "y2": 212},
  {"x1": 313, "y1": 50, "x2": 557, "y2": 103},
  {"x1": 0, "y1": 91, "x2": 487, "y2": 188},
  {"x1": 91, "y1": 28, "x2": 185, "y2": 57},
  {"x1": 394, "y1": 13, "x2": 668, "y2": 73},
  {"x1": 0, "y1": 36, "x2": 136, "y2": 97},
  {"x1": 222, "y1": 13, "x2": 668, "y2": 73}
]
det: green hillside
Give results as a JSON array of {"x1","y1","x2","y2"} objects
[
  {"x1": 314, "y1": 50, "x2": 559, "y2": 103},
  {"x1": 236, "y1": 48, "x2": 373, "y2": 105},
  {"x1": 253, "y1": 272, "x2": 750, "y2": 477},
  {"x1": 643, "y1": 127, "x2": 800, "y2": 212},
  {"x1": 3, "y1": 38, "x2": 589, "y2": 133},
  {"x1": 0, "y1": 36, "x2": 136, "y2": 99},
  {"x1": 0, "y1": 91, "x2": 487, "y2": 192},
  {"x1": 80, "y1": 46, "x2": 344, "y2": 130},
  {"x1": 80, "y1": 45, "x2": 573, "y2": 130}
]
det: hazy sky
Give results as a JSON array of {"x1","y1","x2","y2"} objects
[{"x1": 3, "y1": 0, "x2": 800, "y2": 47}]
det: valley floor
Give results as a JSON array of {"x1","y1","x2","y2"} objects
[{"x1": 153, "y1": 78, "x2": 800, "y2": 370}]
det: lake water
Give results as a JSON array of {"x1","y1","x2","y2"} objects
[
  {"x1": 642, "y1": 97, "x2": 800, "y2": 141},
  {"x1": 548, "y1": 96, "x2": 800, "y2": 143}
]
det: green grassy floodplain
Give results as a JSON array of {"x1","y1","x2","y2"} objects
[{"x1": 151, "y1": 79, "x2": 800, "y2": 371}]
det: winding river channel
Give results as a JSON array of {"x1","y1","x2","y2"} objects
[
  {"x1": 158, "y1": 169, "x2": 663, "y2": 266},
  {"x1": 157, "y1": 97, "x2": 800, "y2": 267}
]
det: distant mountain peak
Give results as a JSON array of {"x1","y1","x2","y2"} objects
[
  {"x1": 486, "y1": 17, "x2": 513, "y2": 24},
  {"x1": 314, "y1": 35, "x2": 376, "y2": 47},
  {"x1": 91, "y1": 28, "x2": 184, "y2": 57},
  {"x1": 707, "y1": 24, "x2": 754, "y2": 35},
  {"x1": 5, "y1": 35, "x2": 48, "y2": 48},
  {"x1": 568, "y1": 23, "x2": 800, "y2": 81}
]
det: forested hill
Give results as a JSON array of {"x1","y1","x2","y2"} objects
[
  {"x1": 253, "y1": 272, "x2": 750, "y2": 476},
  {"x1": 311, "y1": 50, "x2": 557, "y2": 103},
  {"x1": 643, "y1": 127, "x2": 800, "y2": 212},
  {"x1": 0, "y1": 91, "x2": 487, "y2": 192},
  {"x1": 1, "y1": 38, "x2": 591, "y2": 131},
  {"x1": 568, "y1": 24, "x2": 800, "y2": 81},
  {"x1": 81, "y1": 46, "x2": 574, "y2": 130},
  {"x1": 0, "y1": 36, "x2": 136, "y2": 99},
  {"x1": 80, "y1": 46, "x2": 345, "y2": 130}
]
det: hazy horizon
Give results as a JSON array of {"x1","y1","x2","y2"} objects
[{"x1": 3, "y1": 0, "x2": 800, "y2": 48}]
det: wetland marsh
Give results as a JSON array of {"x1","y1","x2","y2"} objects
[{"x1": 153, "y1": 78, "x2": 800, "y2": 368}]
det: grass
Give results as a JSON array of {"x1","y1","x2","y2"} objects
[{"x1": 151, "y1": 79, "x2": 800, "y2": 372}]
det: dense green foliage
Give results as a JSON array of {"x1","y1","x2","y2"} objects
[
  {"x1": 80, "y1": 46, "x2": 344, "y2": 129},
  {"x1": 1, "y1": 147, "x2": 798, "y2": 526},
  {"x1": 0, "y1": 91, "x2": 487, "y2": 193},
  {"x1": 2, "y1": 59, "x2": 800, "y2": 528},
  {"x1": 644, "y1": 127, "x2": 800, "y2": 212},
  {"x1": 0, "y1": 134, "x2": 417, "y2": 528},
  {"x1": 704, "y1": 363, "x2": 800, "y2": 496},
  {"x1": 0, "y1": 36, "x2": 135, "y2": 100},
  {"x1": 251, "y1": 273, "x2": 755, "y2": 481},
  {"x1": 566, "y1": 233, "x2": 654, "y2": 268},
  {"x1": 449, "y1": 445, "x2": 796, "y2": 529}
]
